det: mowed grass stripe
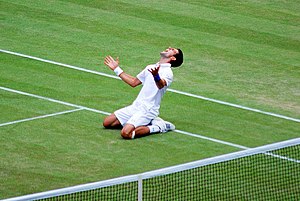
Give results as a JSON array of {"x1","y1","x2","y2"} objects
[
  {"x1": 106, "y1": 0, "x2": 300, "y2": 41},
  {"x1": 180, "y1": 0, "x2": 300, "y2": 26},
  {"x1": 1, "y1": 1, "x2": 299, "y2": 71},
  {"x1": 2, "y1": 0, "x2": 299, "y2": 65},
  {"x1": 3, "y1": 10, "x2": 298, "y2": 67}
]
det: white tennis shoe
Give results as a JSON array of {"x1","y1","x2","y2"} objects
[
  {"x1": 165, "y1": 121, "x2": 175, "y2": 131},
  {"x1": 151, "y1": 117, "x2": 175, "y2": 133}
]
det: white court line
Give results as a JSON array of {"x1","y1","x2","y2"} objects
[
  {"x1": 174, "y1": 130, "x2": 299, "y2": 163},
  {"x1": 264, "y1": 152, "x2": 300, "y2": 163},
  {"x1": 0, "y1": 86, "x2": 111, "y2": 116},
  {"x1": 167, "y1": 89, "x2": 300, "y2": 123},
  {"x1": 0, "y1": 86, "x2": 248, "y2": 150},
  {"x1": 1, "y1": 49, "x2": 299, "y2": 123},
  {"x1": 174, "y1": 129, "x2": 248, "y2": 149},
  {"x1": 0, "y1": 108, "x2": 84, "y2": 127},
  {"x1": 174, "y1": 129, "x2": 300, "y2": 163},
  {"x1": 1, "y1": 86, "x2": 299, "y2": 164}
]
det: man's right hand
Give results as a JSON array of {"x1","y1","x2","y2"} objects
[{"x1": 104, "y1": 56, "x2": 119, "y2": 70}]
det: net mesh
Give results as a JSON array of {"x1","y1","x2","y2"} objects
[
  {"x1": 143, "y1": 145, "x2": 299, "y2": 200},
  {"x1": 8, "y1": 141, "x2": 299, "y2": 201},
  {"x1": 39, "y1": 181, "x2": 138, "y2": 201}
]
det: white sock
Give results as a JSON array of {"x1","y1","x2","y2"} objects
[{"x1": 148, "y1": 125, "x2": 161, "y2": 133}]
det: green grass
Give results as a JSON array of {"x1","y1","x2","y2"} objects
[{"x1": 0, "y1": 0, "x2": 299, "y2": 199}]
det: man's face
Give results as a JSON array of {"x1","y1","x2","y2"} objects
[{"x1": 160, "y1": 47, "x2": 179, "y2": 58}]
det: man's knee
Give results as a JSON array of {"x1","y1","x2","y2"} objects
[
  {"x1": 103, "y1": 114, "x2": 121, "y2": 128},
  {"x1": 103, "y1": 117, "x2": 110, "y2": 128},
  {"x1": 120, "y1": 130, "x2": 132, "y2": 139},
  {"x1": 121, "y1": 125, "x2": 135, "y2": 139}
]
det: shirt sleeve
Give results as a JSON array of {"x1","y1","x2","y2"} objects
[
  {"x1": 160, "y1": 68, "x2": 173, "y2": 87},
  {"x1": 136, "y1": 68, "x2": 146, "y2": 84}
]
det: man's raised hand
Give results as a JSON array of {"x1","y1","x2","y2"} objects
[
  {"x1": 104, "y1": 56, "x2": 119, "y2": 70},
  {"x1": 148, "y1": 65, "x2": 160, "y2": 76}
]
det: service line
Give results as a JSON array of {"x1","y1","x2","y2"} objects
[{"x1": 0, "y1": 108, "x2": 84, "y2": 127}]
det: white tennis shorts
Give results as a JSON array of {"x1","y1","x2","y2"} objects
[{"x1": 114, "y1": 104, "x2": 157, "y2": 128}]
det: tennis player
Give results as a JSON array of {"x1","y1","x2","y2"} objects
[{"x1": 103, "y1": 47, "x2": 183, "y2": 139}]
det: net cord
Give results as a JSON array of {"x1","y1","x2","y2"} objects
[{"x1": 2, "y1": 138, "x2": 299, "y2": 201}]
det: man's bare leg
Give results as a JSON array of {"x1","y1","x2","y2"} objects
[
  {"x1": 120, "y1": 124, "x2": 136, "y2": 139},
  {"x1": 103, "y1": 115, "x2": 154, "y2": 139},
  {"x1": 121, "y1": 125, "x2": 160, "y2": 139},
  {"x1": 103, "y1": 113, "x2": 122, "y2": 129}
]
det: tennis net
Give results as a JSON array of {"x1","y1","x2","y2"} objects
[{"x1": 3, "y1": 138, "x2": 299, "y2": 201}]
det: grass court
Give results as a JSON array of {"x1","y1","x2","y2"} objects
[{"x1": 0, "y1": 0, "x2": 299, "y2": 199}]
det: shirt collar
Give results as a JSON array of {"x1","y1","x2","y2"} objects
[{"x1": 157, "y1": 63, "x2": 171, "y2": 68}]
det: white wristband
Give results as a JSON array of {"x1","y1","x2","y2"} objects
[{"x1": 114, "y1": 66, "x2": 124, "y2": 76}]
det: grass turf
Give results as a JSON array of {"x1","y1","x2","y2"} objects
[{"x1": 0, "y1": 0, "x2": 299, "y2": 199}]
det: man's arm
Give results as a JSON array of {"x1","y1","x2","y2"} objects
[
  {"x1": 119, "y1": 72, "x2": 142, "y2": 87},
  {"x1": 104, "y1": 55, "x2": 141, "y2": 87},
  {"x1": 148, "y1": 66, "x2": 167, "y2": 89}
]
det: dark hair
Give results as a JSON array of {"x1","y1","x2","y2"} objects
[{"x1": 170, "y1": 48, "x2": 183, "y2": 67}]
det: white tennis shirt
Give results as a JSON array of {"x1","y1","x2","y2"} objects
[{"x1": 132, "y1": 63, "x2": 173, "y2": 114}]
